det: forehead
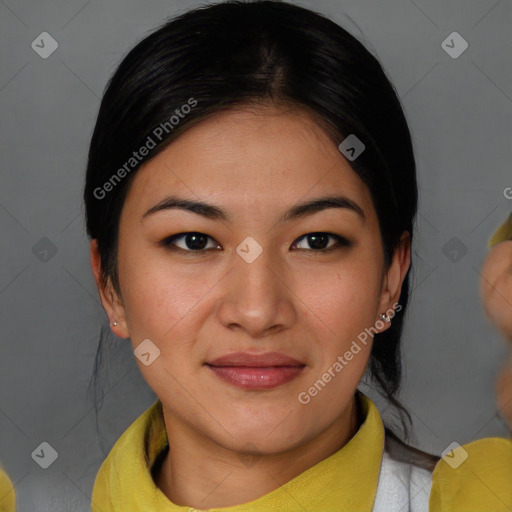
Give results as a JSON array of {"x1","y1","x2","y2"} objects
[{"x1": 123, "y1": 105, "x2": 375, "y2": 221}]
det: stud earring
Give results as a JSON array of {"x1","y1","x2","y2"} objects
[
  {"x1": 112, "y1": 321, "x2": 118, "y2": 326},
  {"x1": 379, "y1": 313, "x2": 391, "y2": 323}
]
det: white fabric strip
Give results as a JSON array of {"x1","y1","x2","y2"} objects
[{"x1": 372, "y1": 450, "x2": 433, "y2": 512}]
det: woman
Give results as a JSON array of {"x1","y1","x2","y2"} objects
[{"x1": 84, "y1": 1, "x2": 512, "y2": 510}]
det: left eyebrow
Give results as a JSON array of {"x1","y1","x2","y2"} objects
[
  {"x1": 142, "y1": 194, "x2": 365, "y2": 223},
  {"x1": 278, "y1": 195, "x2": 365, "y2": 223}
]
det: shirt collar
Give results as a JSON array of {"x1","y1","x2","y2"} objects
[{"x1": 92, "y1": 390, "x2": 385, "y2": 511}]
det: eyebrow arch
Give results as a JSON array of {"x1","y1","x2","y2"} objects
[
  {"x1": 279, "y1": 195, "x2": 365, "y2": 223},
  {"x1": 142, "y1": 194, "x2": 365, "y2": 222}
]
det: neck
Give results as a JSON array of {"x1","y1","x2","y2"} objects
[{"x1": 154, "y1": 394, "x2": 361, "y2": 509}]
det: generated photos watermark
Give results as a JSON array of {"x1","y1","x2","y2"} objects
[
  {"x1": 93, "y1": 97, "x2": 198, "y2": 200},
  {"x1": 298, "y1": 302, "x2": 402, "y2": 405}
]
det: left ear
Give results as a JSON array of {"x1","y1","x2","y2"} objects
[{"x1": 376, "y1": 231, "x2": 411, "y2": 331}]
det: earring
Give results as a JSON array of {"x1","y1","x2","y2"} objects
[
  {"x1": 379, "y1": 313, "x2": 391, "y2": 323},
  {"x1": 112, "y1": 321, "x2": 118, "y2": 326}
]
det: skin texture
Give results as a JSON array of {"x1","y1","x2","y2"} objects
[
  {"x1": 90, "y1": 105, "x2": 410, "y2": 509},
  {"x1": 481, "y1": 240, "x2": 512, "y2": 428}
]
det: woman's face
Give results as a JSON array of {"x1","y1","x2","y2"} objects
[{"x1": 93, "y1": 105, "x2": 409, "y2": 454}]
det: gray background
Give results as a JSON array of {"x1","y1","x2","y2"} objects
[{"x1": 1, "y1": 0, "x2": 511, "y2": 510}]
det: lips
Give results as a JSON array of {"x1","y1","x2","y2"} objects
[
  {"x1": 205, "y1": 351, "x2": 305, "y2": 390},
  {"x1": 206, "y1": 351, "x2": 304, "y2": 367}
]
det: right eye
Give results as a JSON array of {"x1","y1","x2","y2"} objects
[{"x1": 159, "y1": 232, "x2": 222, "y2": 253}]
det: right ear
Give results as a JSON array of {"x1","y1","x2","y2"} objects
[{"x1": 89, "y1": 239, "x2": 130, "y2": 338}]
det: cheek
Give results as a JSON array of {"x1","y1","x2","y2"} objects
[
  {"x1": 117, "y1": 244, "x2": 212, "y2": 344},
  {"x1": 293, "y1": 263, "x2": 381, "y2": 414},
  {"x1": 117, "y1": 251, "x2": 216, "y2": 398},
  {"x1": 297, "y1": 258, "x2": 382, "y2": 342}
]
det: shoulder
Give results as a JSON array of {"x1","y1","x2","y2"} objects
[
  {"x1": 91, "y1": 399, "x2": 166, "y2": 510},
  {"x1": 429, "y1": 436, "x2": 512, "y2": 511},
  {"x1": 0, "y1": 464, "x2": 16, "y2": 512},
  {"x1": 376, "y1": 434, "x2": 512, "y2": 511}
]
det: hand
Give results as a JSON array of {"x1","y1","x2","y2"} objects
[
  {"x1": 497, "y1": 357, "x2": 512, "y2": 429},
  {"x1": 481, "y1": 240, "x2": 512, "y2": 342},
  {"x1": 481, "y1": 237, "x2": 512, "y2": 429}
]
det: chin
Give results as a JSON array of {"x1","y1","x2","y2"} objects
[
  {"x1": 222, "y1": 431, "x2": 307, "y2": 456},
  {"x1": 217, "y1": 412, "x2": 313, "y2": 450}
]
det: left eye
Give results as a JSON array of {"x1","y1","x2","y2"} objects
[{"x1": 291, "y1": 232, "x2": 350, "y2": 252}]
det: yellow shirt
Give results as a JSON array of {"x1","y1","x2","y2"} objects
[
  {"x1": 91, "y1": 392, "x2": 512, "y2": 511},
  {"x1": 0, "y1": 464, "x2": 16, "y2": 512}
]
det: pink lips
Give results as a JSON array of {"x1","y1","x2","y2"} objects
[{"x1": 205, "y1": 351, "x2": 305, "y2": 390}]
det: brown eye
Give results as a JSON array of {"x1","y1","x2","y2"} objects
[
  {"x1": 161, "y1": 232, "x2": 221, "y2": 252},
  {"x1": 291, "y1": 232, "x2": 352, "y2": 252}
]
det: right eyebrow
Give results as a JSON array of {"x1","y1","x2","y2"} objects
[{"x1": 142, "y1": 196, "x2": 228, "y2": 221}]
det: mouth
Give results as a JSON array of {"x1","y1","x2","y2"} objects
[{"x1": 205, "y1": 351, "x2": 306, "y2": 390}]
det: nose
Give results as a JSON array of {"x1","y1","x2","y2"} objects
[{"x1": 216, "y1": 239, "x2": 297, "y2": 339}]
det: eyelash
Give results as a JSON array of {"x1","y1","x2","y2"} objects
[{"x1": 159, "y1": 232, "x2": 353, "y2": 255}]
